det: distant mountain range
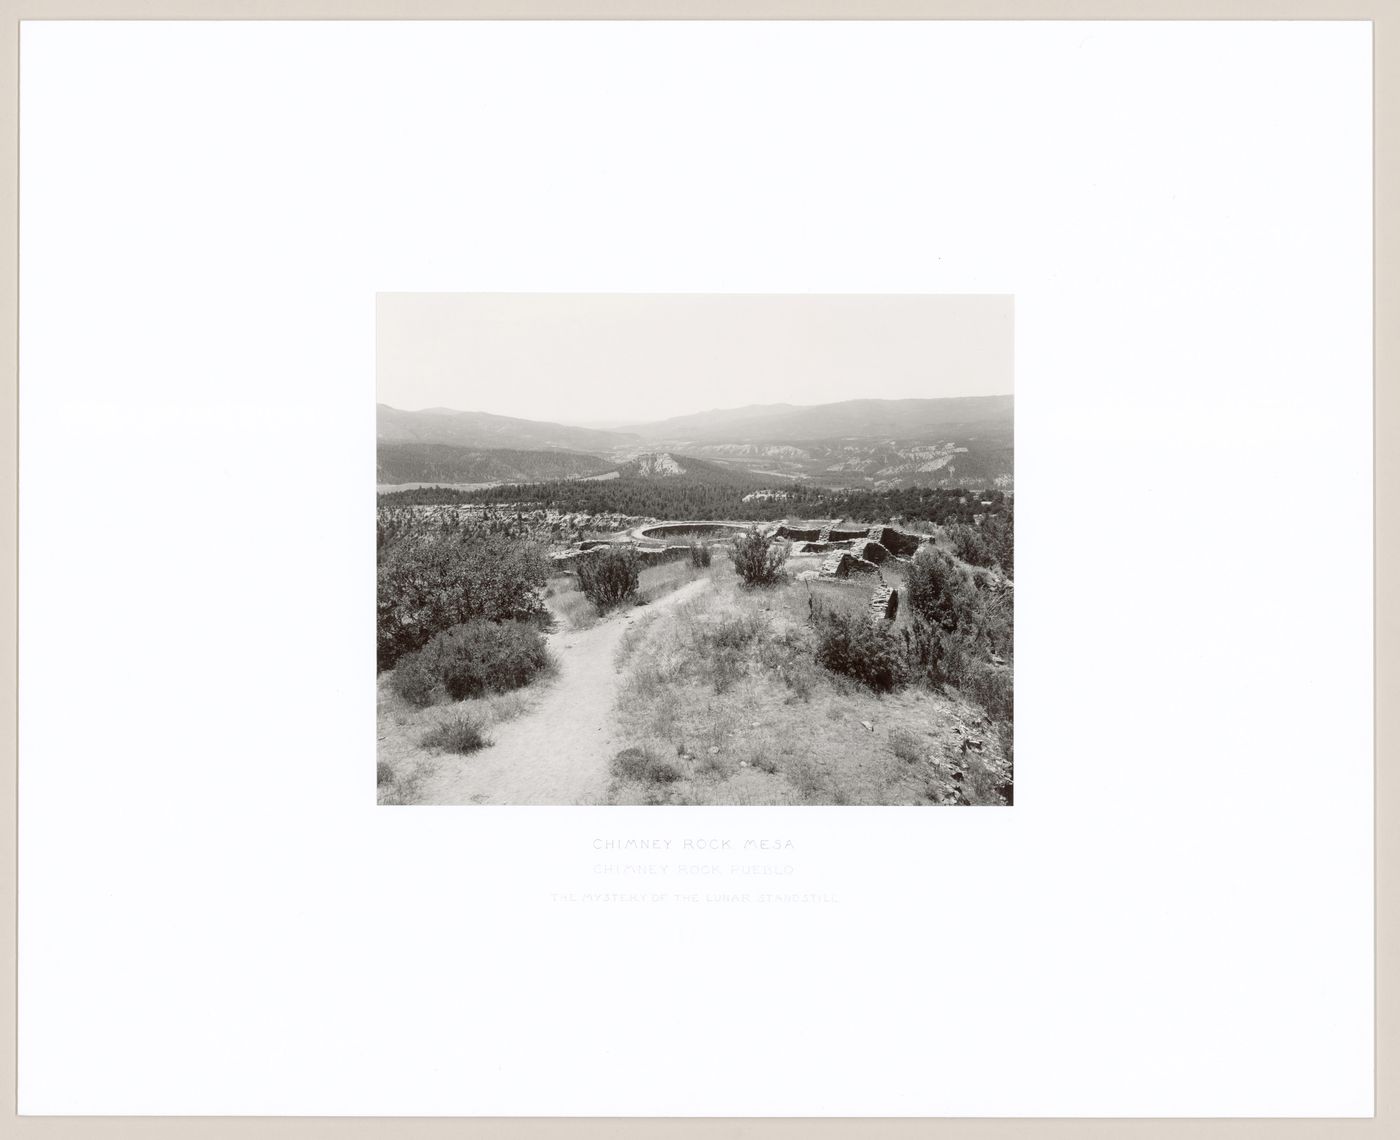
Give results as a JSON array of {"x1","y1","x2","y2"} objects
[
  {"x1": 376, "y1": 441, "x2": 614, "y2": 486},
  {"x1": 624, "y1": 395, "x2": 1012, "y2": 444},
  {"x1": 377, "y1": 395, "x2": 1013, "y2": 491},
  {"x1": 377, "y1": 404, "x2": 635, "y2": 453}
]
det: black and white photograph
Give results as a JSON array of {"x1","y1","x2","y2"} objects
[
  {"x1": 16, "y1": 16, "x2": 1379, "y2": 1122},
  {"x1": 376, "y1": 293, "x2": 1013, "y2": 805}
]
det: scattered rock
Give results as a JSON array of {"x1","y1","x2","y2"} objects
[
  {"x1": 708, "y1": 746, "x2": 720, "y2": 755},
  {"x1": 860, "y1": 720, "x2": 874, "y2": 733}
]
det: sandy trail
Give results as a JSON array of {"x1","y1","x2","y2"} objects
[{"x1": 417, "y1": 578, "x2": 710, "y2": 805}]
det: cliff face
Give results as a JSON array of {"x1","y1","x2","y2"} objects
[{"x1": 623, "y1": 451, "x2": 687, "y2": 477}]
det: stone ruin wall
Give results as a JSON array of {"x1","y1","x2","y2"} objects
[{"x1": 549, "y1": 520, "x2": 930, "y2": 620}]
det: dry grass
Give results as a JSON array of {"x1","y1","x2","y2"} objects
[
  {"x1": 607, "y1": 574, "x2": 1010, "y2": 806},
  {"x1": 635, "y1": 558, "x2": 713, "y2": 605},
  {"x1": 548, "y1": 558, "x2": 714, "y2": 634},
  {"x1": 420, "y1": 713, "x2": 492, "y2": 754},
  {"x1": 377, "y1": 756, "x2": 435, "y2": 805},
  {"x1": 546, "y1": 575, "x2": 601, "y2": 631},
  {"x1": 376, "y1": 672, "x2": 553, "y2": 804}
]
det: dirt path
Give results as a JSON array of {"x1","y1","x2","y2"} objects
[{"x1": 416, "y1": 578, "x2": 711, "y2": 805}]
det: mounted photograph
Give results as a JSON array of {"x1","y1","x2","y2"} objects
[{"x1": 376, "y1": 294, "x2": 1013, "y2": 806}]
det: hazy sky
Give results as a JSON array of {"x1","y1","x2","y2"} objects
[{"x1": 377, "y1": 294, "x2": 1012, "y2": 425}]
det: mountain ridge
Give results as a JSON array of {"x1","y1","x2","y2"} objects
[{"x1": 377, "y1": 395, "x2": 1013, "y2": 490}]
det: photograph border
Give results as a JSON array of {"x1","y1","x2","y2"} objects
[{"x1": 2, "y1": 2, "x2": 1392, "y2": 1137}]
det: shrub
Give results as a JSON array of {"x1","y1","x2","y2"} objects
[
  {"x1": 377, "y1": 530, "x2": 548, "y2": 670},
  {"x1": 697, "y1": 749, "x2": 735, "y2": 779},
  {"x1": 813, "y1": 608, "x2": 905, "y2": 693},
  {"x1": 706, "y1": 648, "x2": 747, "y2": 694},
  {"x1": 612, "y1": 746, "x2": 683, "y2": 784},
  {"x1": 948, "y1": 523, "x2": 994, "y2": 568},
  {"x1": 376, "y1": 760, "x2": 394, "y2": 786},
  {"x1": 748, "y1": 751, "x2": 780, "y2": 775},
  {"x1": 699, "y1": 611, "x2": 768, "y2": 652},
  {"x1": 966, "y1": 583, "x2": 1014, "y2": 663},
  {"x1": 889, "y1": 728, "x2": 924, "y2": 764},
  {"x1": 688, "y1": 540, "x2": 713, "y2": 568},
  {"x1": 577, "y1": 546, "x2": 641, "y2": 612},
  {"x1": 902, "y1": 619, "x2": 1013, "y2": 722},
  {"x1": 984, "y1": 511, "x2": 1014, "y2": 578},
  {"x1": 779, "y1": 660, "x2": 816, "y2": 702},
  {"x1": 420, "y1": 714, "x2": 492, "y2": 754},
  {"x1": 906, "y1": 547, "x2": 977, "y2": 632},
  {"x1": 391, "y1": 619, "x2": 552, "y2": 707},
  {"x1": 964, "y1": 662, "x2": 1014, "y2": 723},
  {"x1": 732, "y1": 528, "x2": 788, "y2": 587}
]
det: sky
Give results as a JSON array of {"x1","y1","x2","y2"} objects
[{"x1": 377, "y1": 293, "x2": 1012, "y2": 425}]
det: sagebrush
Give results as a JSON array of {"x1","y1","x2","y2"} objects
[
  {"x1": 732, "y1": 528, "x2": 788, "y2": 586},
  {"x1": 812, "y1": 607, "x2": 905, "y2": 693},
  {"x1": 420, "y1": 713, "x2": 492, "y2": 754},
  {"x1": 577, "y1": 546, "x2": 641, "y2": 612},
  {"x1": 391, "y1": 618, "x2": 552, "y2": 707}
]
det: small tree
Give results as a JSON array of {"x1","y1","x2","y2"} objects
[
  {"x1": 577, "y1": 545, "x2": 641, "y2": 612},
  {"x1": 688, "y1": 540, "x2": 712, "y2": 568},
  {"x1": 732, "y1": 528, "x2": 788, "y2": 586}
]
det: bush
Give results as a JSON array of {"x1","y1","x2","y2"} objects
[
  {"x1": 733, "y1": 528, "x2": 788, "y2": 586},
  {"x1": 906, "y1": 547, "x2": 976, "y2": 632},
  {"x1": 902, "y1": 619, "x2": 1013, "y2": 722},
  {"x1": 688, "y1": 540, "x2": 713, "y2": 568},
  {"x1": 984, "y1": 511, "x2": 1014, "y2": 578},
  {"x1": 948, "y1": 523, "x2": 994, "y2": 568},
  {"x1": 902, "y1": 618, "x2": 959, "y2": 686},
  {"x1": 965, "y1": 662, "x2": 1014, "y2": 723},
  {"x1": 612, "y1": 746, "x2": 683, "y2": 784},
  {"x1": 577, "y1": 546, "x2": 641, "y2": 612},
  {"x1": 699, "y1": 611, "x2": 768, "y2": 652},
  {"x1": 420, "y1": 714, "x2": 492, "y2": 754},
  {"x1": 813, "y1": 608, "x2": 905, "y2": 693},
  {"x1": 391, "y1": 619, "x2": 552, "y2": 707},
  {"x1": 889, "y1": 728, "x2": 924, "y2": 764},
  {"x1": 706, "y1": 648, "x2": 747, "y2": 694},
  {"x1": 377, "y1": 531, "x2": 548, "y2": 670},
  {"x1": 947, "y1": 514, "x2": 1013, "y2": 576}
]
